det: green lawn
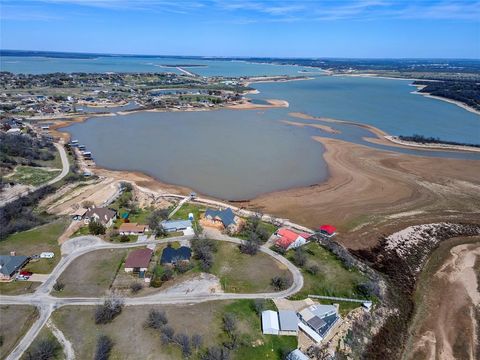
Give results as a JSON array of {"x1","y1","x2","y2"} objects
[
  {"x1": 237, "y1": 220, "x2": 278, "y2": 241},
  {"x1": 288, "y1": 242, "x2": 367, "y2": 301},
  {"x1": 222, "y1": 300, "x2": 297, "y2": 360},
  {"x1": 8, "y1": 166, "x2": 61, "y2": 186},
  {"x1": 172, "y1": 202, "x2": 205, "y2": 232},
  {"x1": 210, "y1": 242, "x2": 292, "y2": 293},
  {"x1": 0, "y1": 218, "x2": 69, "y2": 273}
]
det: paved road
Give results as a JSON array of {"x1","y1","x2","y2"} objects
[{"x1": 1, "y1": 233, "x2": 303, "y2": 360}]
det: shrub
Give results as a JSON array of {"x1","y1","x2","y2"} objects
[
  {"x1": 176, "y1": 261, "x2": 193, "y2": 273},
  {"x1": 94, "y1": 335, "x2": 113, "y2": 360},
  {"x1": 202, "y1": 346, "x2": 230, "y2": 360},
  {"x1": 130, "y1": 282, "x2": 143, "y2": 294},
  {"x1": 145, "y1": 309, "x2": 168, "y2": 329},
  {"x1": 161, "y1": 268, "x2": 174, "y2": 281},
  {"x1": 119, "y1": 234, "x2": 130, "y2": 242},
  {"x1": 94, "y1": 297, "x2": 124, "y2": 324},
  {"x1": 25, "y1": 338, "x2": 60, "y2": 360},
  {"x1": 306, "y1": 264, "x2": 320, "y2": 275},
  {"x1": 175, "y1": 333, "x2": 191, "y2": 358},
  {"x1": 192, "y1": 334, "x2": 203, "y2": 351},
  {"x1": 160, "y1": 325, "x2": 175, "y2": 345},
  {"x1": 53, "y1": 281, "x2": 65, "y2": 292},
  {"x1": 89, "y1": 220, "x2": 106, "y2": 235},
  {"x1": 293, "y1": 248, "x2": 307, "y2": 267},
  {"x1": 271, "y1": 276, "x2": 290, "y2": 291}
]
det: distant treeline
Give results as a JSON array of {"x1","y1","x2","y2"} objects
[
  {"x1": 398, "y1": 134, "x2": 480, "y2": 148},
  {"x1": 413, "y1": 79, "x2": 480, "y2": 111}
]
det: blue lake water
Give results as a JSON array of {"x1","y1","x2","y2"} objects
[{"x1": 3, "y1": 55, "x2": 479, "y2": 198}]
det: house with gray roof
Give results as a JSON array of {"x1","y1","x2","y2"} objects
[
  {"x1": 0, "y1": 255, "x2": 29, "y2": 281},
  {"x1": 161, "y1": 219, "x2": 193, "y2": 233},
  {"x1": 202, "y1": 207, "x2": 242, "y2": 232},
  {"x1": 297, "y1": 304, "x2": 340, "y2": 343}
]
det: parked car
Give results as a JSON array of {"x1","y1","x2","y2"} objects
[
  {"x1": 16, "y1": 275, "x2": 29, "y2": 281},
  {"x1": 31, "y1": 254, "x2": 40, "y2": 259},
  {"x1": 40, "y1": 252, "x2": 54, "y2": 259},
  {"x1": 20, "y1": 271, "x2": 33, "y2": 277}
]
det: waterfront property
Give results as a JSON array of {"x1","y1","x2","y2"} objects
[
  {"x1": 124, "y1": 248, "x2": 153, "y2": 275},
  {"x1": 275, "y1": 228, "x2": 310, "y2": 251},
  {"x1": 318, "y1": 225, "x2": 337, "y2": 239},
  {"x1": 201, "y1": 208, "x2": 242, "y2": 232},
  {"x1": 0, "y1": 255, "x2": 29, "y2": 281},
  {"x1": 297, "y1": 304, "x2": 340, "y2": 343}
]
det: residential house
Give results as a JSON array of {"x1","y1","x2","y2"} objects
[
  {"x1": 297, "y1": 304, "x2": 340, "y2": 343},
  {"x1": 160, "y1": 219, "x2": 193, "y2": 233},
  {"x1": 160, "y1": 245, "x2": 192, "y2": 266},
  {"x1": 201, "y1": 208, "x2": 242, "y2": 232},
  {"x1": 275, "y1": 228, "x2": 310, "y2": 251},
  {"x1": 84, "y1": 207, "x2": 117, "y2": 227},
  {"x1": 124, "y1": 248, "x2": 153, "y2": 275},
  {"x1": 118, "y1": 223, "x2": 149, "y2": 236},
  {"x1": 0, "y1": 255, "x2": 29, "y2": 281}
]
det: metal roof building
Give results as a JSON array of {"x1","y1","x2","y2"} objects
[
  {"x1": 261, "y1": 310, "x2": 280, "y2": 335},
  {"x1": 278, "y1": 310, "x2": 299, "y2": 334},
  {"x1": 0, "y1": 255, "x2": 29, "y2": 279},
  {"x1": 161, "y1": 219, "x2": 193, "y2": 232}
]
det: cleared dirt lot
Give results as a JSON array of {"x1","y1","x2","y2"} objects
[
  {"x1": 405, "y1": 236, "x2": 480, "y2": 360},
  {"x1": 54, "y1": 248, "x2": 127, "y2": 297},
  {"x1": 0, "y1": 305, "x2": 38, "y2": 359}
]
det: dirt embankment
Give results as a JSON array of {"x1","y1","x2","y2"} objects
[
  {"x1": 350, "y1": 223, "x2": 480, "y2": 360},
  {"x1": 405, "y1": 237, "x2": 480, "y2": 360},
  {"x1": 239, "y1": 137, "x2": 480, "y2": 250}
]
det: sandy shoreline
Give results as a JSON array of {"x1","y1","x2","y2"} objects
[{"x1": 288, "y1": 111, "x2": 480, "y2": 153}]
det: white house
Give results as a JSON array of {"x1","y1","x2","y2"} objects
[{"x1": 261, "y1": 310, "x2": 280, "y2": 335}]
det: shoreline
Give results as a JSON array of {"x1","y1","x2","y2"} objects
[{"x1": 288, "y1": 112, "x2": 480, "y2": 153}]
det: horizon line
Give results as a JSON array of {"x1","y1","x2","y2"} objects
[{"x1": 1, "y1": 49, "x2": 479, "y2": 61}]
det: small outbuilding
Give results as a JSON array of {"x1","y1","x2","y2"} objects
[
  {"x1": 278, "y1": 310, "x2": 299, "y2": 335},
  {"x1": 318, "y1": 225, "x2": 337, "y2": 238},
  {"x1": 261, "y1": 310, "x2": 280, "y2": 335}
]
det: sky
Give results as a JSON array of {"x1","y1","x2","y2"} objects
[{"x1": 1, "y1": 0, "x2": 479, "y2": 58}]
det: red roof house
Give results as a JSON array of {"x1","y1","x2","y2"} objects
[
  {"x1": 319, "y1": 225, "x2": 337, "y2": 237},
  {"x1": 124, "y1": 248, "x2": 153, "y2": 272},
  {"x1": 275, "y1": 228, "x2": 309, "y2": 251}
]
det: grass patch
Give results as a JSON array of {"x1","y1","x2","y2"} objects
[
  {"x1": 54, "y1": 248, "x2": 127, "y2": 297},
  {"x1": 222, "y1": 300, "x2": 297, "y2": 360},
  {"x1": 288, "y1": 242, "x2": 367, "y2": 300},
  {"x1": 0, "y1": 305, "x2": 39, "y2": 359},
  {"x1": 72, "y1": 225, "x2": 90, "y2": 237},
  {"x1": 0, "y1": 218, "x2": 69, "y2": 273},
  {"x1": 0, "y1": 281, "x2": 41, "y2": 295},
  {"x1": 8, "y1": 166, "x2": 61, "y2": 186},
  {"x1": 210, "y1": 242, "x2": 292, "y2": 293}
]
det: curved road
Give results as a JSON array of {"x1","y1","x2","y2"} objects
[{"x1": 2, "y1": 233, "x2": 303, "y2": 360}]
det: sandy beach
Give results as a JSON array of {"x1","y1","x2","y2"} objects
[
  {"x1": 280, "y1": 119, "x2": 340, "y2": 134},
  {"x1": 226, "y1": 99, "x2": 289, "y2": 110}
]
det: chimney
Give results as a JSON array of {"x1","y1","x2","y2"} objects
[{"x1": 10, "y1": 251, "x2": 16, "y2": 256}]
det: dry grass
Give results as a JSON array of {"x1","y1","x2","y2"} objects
[
  {"x1": 54, "y1": 249, "x2": 127, "y2": 297},
  {"x1": 0, "y1": 305, "x2": 39, "y2": 359},
  {"x1": 211, "y1": 242, "x2": 293, "y2": 293},
  {"x1": 0, "y1": 281, "x2": 40, "y2": 295}
]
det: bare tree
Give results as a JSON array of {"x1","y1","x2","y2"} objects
[
  {"x1": 145, "y1": 309, "x2": 168, "y2": 330},
  {"x1": 201, "y1": 346, "x2": 230, "y2": 360},
  {"x1": 175, "y1": 333, "x2": 191, "y2": 358},
  {"x1": 94, "y1": 335, "x2": 113, "y2": 360},
  {"x1": 160, "y1": 325, "x2": 175, "y2": 345},
  {"x1": 191, "y1": 334, "x2": 203, "y2": 351},
  {"x1": 25, "y1": 338, "x2": 60, "y2": 360},
  {"x1": 94, "y1": 296, "x2": 124, "y2": 324},
  {"x1": 130, "y1": 282, "x2": 143, "y2": 294}
]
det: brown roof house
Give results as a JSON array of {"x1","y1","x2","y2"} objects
[
  {"x1": 118, "y1": 223, "x2": 149, "y2": 235},
  {"x1": 124, "y1": 248, "x2": 153, "y2": 275},
  {"x1": 84, "y1": 207, "x2": 117, "y2": 227}
]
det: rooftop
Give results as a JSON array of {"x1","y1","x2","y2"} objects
[
  {"x1": 160, "y1": 246, "x2": 192, "y2": 264},
  {"x1": 0, "y1": 255, "x2": 29, "y2": 277},
  {"x1": 204, "y1": 208, "x2": 236, "y2": 227},
  {"x1": 124, "y1": 248, "x2": 153, "y2": 269}
]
